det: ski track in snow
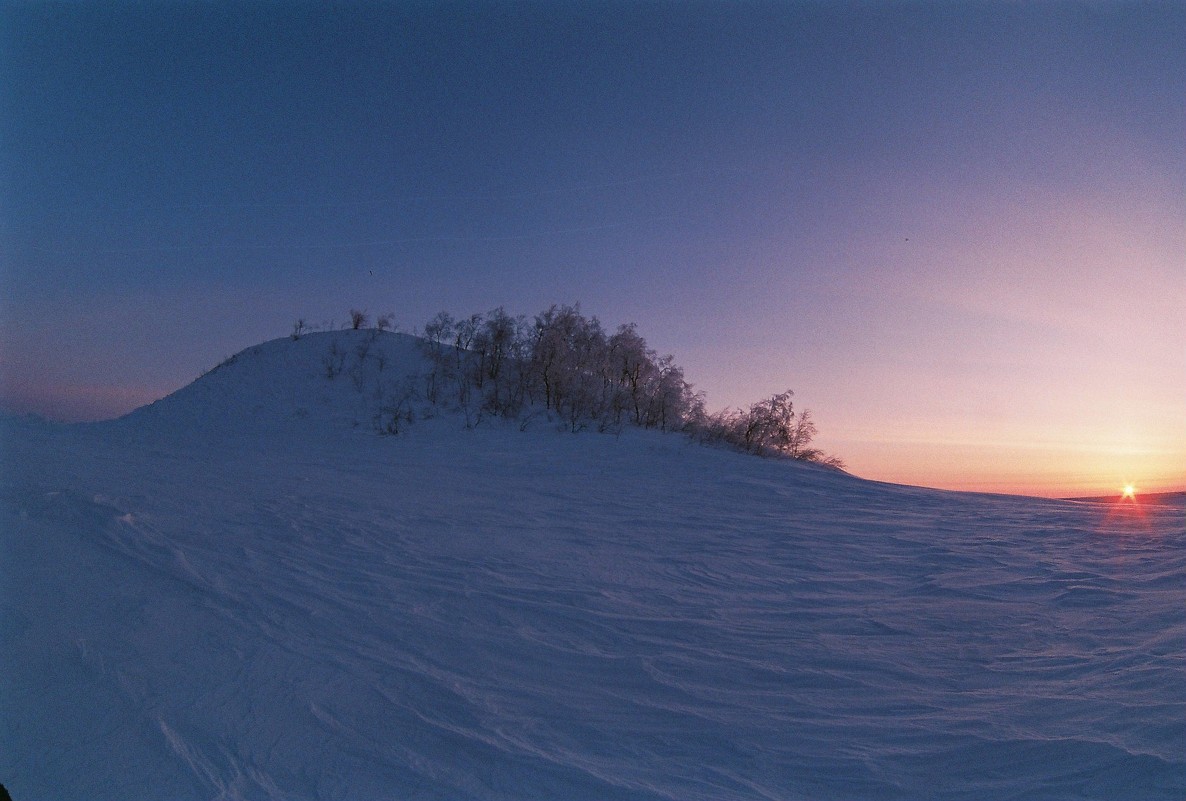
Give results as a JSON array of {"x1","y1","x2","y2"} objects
[{"x1": 2, "y1": 332, "x2": 1183, "y2": 800}]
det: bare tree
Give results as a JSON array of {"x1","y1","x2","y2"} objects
[
  {"x1": 420, "y1": 312, "x2": 456, "y2": 405},
  {"x1": 374, "y1": 379, "x2": 419, "y2": 435},
  {"x1": 323, "y1": 340, "x2": 346, "y2": 379},
  {"x1": 423, "y1": 311, "x2": 455, "y2": 346},
  {"x1": 349, "y1": 309, "x2": 369, "y2": 330},
  {"x1": 474, "y1": 307, "x2": 527, "y2": 416}
]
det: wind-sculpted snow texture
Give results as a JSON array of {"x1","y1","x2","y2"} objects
[{"x1": 2, "y1": 333, "x2": 1183, "y2": 800}]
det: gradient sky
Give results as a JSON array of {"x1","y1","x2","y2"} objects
[{"x1": 2, "y1": 1, "x2": 1183, "y2": 497}]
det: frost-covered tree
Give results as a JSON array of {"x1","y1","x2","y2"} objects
[
  {"x1": 786, "y1": 407, "x2": 818, "y2": 459},
  {"x1": 743, "y1": 390, "x2": 796, "y2": 455},
  {"x1": 412, "y1": 303, "x2": 842, "y2": 466},
  {"x1": 421, "y1": 312, "x2": 456, "y2": 404},
  {"x1": 470, "y1": 307, "x2": 528, "y2": 416}
]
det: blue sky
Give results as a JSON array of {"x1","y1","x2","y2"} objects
[{"x1": 2, "y1": 1, "x2": 1183, "y2": 495}]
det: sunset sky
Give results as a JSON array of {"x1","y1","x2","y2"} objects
[{"x1": 2, "y1": 2, "x2": 1183, "y2": 497}]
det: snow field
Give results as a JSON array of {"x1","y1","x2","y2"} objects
[{"x1": 2, "y1": 332, "x2": 1183, "y2": 799}]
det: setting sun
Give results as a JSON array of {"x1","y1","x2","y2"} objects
[{"x1": 1121, "y1": 484, "x2": 1136, "y2": 499}]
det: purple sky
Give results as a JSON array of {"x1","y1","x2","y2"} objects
[{"x1": 2, "y1": 2, "x2": 1183, "y2": 496}]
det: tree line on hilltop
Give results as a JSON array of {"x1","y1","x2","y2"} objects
[{"x1": 294, "y1": 305, "x2": 843, "y2": 469}]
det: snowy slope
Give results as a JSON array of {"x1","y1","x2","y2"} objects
[
  {"x1": 2, "y1": 334, "x2": 1184, "y2": 800},
  {"x1": 120, "y1": 330, "x2": 431, "y2": 439}
]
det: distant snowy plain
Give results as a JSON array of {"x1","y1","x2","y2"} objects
[{"x1": 2, "y1": 332, "x2": 1183, "y2": 800}]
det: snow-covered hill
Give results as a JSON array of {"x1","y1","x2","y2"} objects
[
  {"x1": 119, "y1": 330, "x2": 431, "y2": 438},
  {"x1": 2, "y1": 333, "x2": 1183, "y2": 800}
]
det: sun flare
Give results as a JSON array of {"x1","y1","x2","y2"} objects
[{"x1": 1121, "y1": 484, "x2": 1136, "y2": 499}]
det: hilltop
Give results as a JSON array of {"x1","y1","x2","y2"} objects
[
  {"x1": 106, "y1": 311, "x2": 844, "y2": 471},
  {"x1": 115, "y1": 329, "x2": 430, "y2": 437}
]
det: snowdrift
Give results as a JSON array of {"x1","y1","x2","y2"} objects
[{"x1": 2, "y1": 333, "x2": 1183, "y2": 800}]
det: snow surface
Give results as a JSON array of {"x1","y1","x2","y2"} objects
[{"x1": 2, "y1": 331, "x2": 1183, "y2": 800}]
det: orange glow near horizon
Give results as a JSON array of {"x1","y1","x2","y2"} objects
[
  {"x1": 1098, "y1": 483, "x2": 1156, "y2": 535},
  {"x1": 826, "y1": 432, "x2": 1186, "y2": 498}
]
